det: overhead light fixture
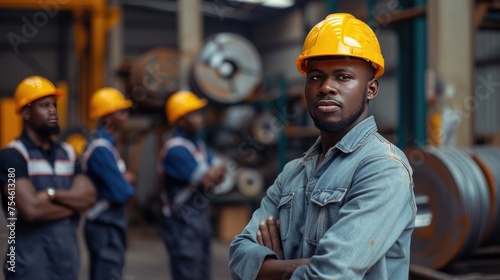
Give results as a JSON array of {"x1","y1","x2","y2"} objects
[
  {"x1": 231, "y1": 0, "x2": 295, "y2": 9},
  {"x1": 262, "y1": 0, "x2": 294, "y2": 8}
]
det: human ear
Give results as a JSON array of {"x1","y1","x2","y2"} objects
[
  {"x1": 367, "y1": 79, "x2": 379, "y2": 100},
  {"x1": 21, "y1": 107, "x2": 30, "y2": 121}
]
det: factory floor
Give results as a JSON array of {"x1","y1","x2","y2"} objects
[
  {"x1": 0, "y1": 221, "x2": 232, "y2": 280},
  {"x1": 79, "y1": 225, "x2": 233, "y2": 280}
]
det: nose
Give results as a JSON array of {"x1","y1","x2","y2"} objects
[
  {"x1": 319, "y1": 77, "x2": 338, "y2": 95},
  {"x1": 49, "y1": 103, "x2": 58, "y2": 114}
]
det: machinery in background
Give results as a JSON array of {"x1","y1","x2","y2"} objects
[{"x1": 408, "y1": 146, "x2": 500, "y2": 279}]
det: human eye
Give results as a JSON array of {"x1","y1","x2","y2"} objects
[
  {"x1": 337, "y1": 74, "x2": 352, "y2": 81},
  {"x1": 307, "y1": 74, "x2": 322, "y2": 81}
]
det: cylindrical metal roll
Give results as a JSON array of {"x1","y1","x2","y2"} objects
[
  {"x1": 211, "y1": 157, "x2": 237, "y2": 196},
  {"x1": 252, "y1": 110, "x2": 281, "y2": 145},
  {"x1": 408, "y1": 146, "x2": 490, "y2": 269},
  {"x1": 130, "y1": 47, "x2": 180, "y2": 111},
  {"x1": 191, "y1": 33, "x2": 262, "y2": 104},
  {"x1": 237, "y1": 167, "x2": 264, "y2": 197},
  {"x1": 469, "y1": 147, "x2": 500, "y2": 245}
]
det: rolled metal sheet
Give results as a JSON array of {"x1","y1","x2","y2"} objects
[
  {"x1": 130, "y1": 47, "x2": 180, "y2": 110},
  {"x1": 191, "y1": 33, "x2": 262, "y2": 104},
  {"x1": 469, "y1": 146, "x2": 500, "y2": 245},
  {"x1": 434, "y1": 147, "x2": 489, "y2": 257},
  {"x1": 211, "y1": 157, "x2": 237, "y2": 196},
  {"x1": 252, "y1": 110, "x2": 281, "y2": 145},
  {"x1": 237, "y1": 167, "x2": 264, "y2": 197},
  {"x1": 408, "y1": 146, "x2": 490, "y2": 269}
]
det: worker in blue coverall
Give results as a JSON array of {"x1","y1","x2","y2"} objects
[
  {"x1": 0, "y1": 75, "x2": 96, "y2": 280},
  {"x1": 82, "y1": 87, "x2": 136, "y2": 280},
  {"x1": 158, "y1": 90, "x2": 226, "y2": 280}
]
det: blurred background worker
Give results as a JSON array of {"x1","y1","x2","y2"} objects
[
  {"x1": 158, "y1": 90, "x2": 226, "y2": 280},
  {"x1": 0, "y1": 75, "x2": 96, "y2": 280},
  {"x1": 82, "y1": 87, "x2": 136, "y2": 280}
]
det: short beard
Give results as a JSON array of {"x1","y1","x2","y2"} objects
[
  {"x1": 35, "y1": 124, "x2": 61, "y2": 138},
  {"x1": 312, "y1": 98, "x2": 367, "y2": 133}
]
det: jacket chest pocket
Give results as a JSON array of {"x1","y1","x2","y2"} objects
[
  {"x1": 306, "y1": 188, "x2": 347, "y2": 245},
  {"x1": 277, "y1": 193, "x2": 294, "y2": 241}
]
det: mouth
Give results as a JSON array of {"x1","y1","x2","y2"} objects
[
  {"x1": 315, "y1": 99, "x2": 341, "y2": 112},
  {"x1": 48, "y1": 118, "x2": 58, "y2": 124}
]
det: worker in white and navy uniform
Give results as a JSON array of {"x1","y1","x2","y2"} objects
[
  {"x1": 0, "y1": 75, "x2": 96, "y2": 280},
  {"x1": 82, "y1": 87, "x2": 135, "y2": 280},
  {"x1": 158, "y1": 90, "x2": 226, "y2": 280}
]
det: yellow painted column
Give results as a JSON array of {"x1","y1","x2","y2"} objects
[
  {"x1": 0, "y1": 98, "x2": 22, "y2": 148},
  {"x1": 428, "y1": 0, "x2": 474, "y2": 147}
]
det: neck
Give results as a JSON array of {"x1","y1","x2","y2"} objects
[
  {"x1": 317, "y1": 113, "x2": 370, "y2": 164},
  {"x1": 24, "y1": 126, "x2": 52, "y2": 150},
  {"x1": 319, "y1": 131, "x2": 344, "y2": 154}
]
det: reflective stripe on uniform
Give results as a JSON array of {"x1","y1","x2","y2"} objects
[{"x1": 9, "y1": 140, "x2": 75, "y2": 176}]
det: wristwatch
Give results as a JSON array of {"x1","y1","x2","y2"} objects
[{"x1": 46, "y1": 188, "x2": 56, "y2": 201}]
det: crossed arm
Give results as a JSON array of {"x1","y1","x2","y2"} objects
[
  {"x1": 50, "y1": 174, "x2": 96, "y2": 212},
  {"x1": 256, "y1": 216, "x2": 310, "y2": 280},
  {"x1": 5, "y1": 174, "x2": 95, "y2": 222},
  {"x1": 1, "y1": 149, "x2": 96, "y2": 222}
]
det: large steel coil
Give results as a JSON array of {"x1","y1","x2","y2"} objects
[
  {"x1": 252, "y1": 110, "x2": 281, "y2": 145},
  {"x1": 469, "y1": 147, "x2": 500, "y2": 245},
  {"x1": 237, "y1": 167, "x2": 264, "y2": 197},
  {"x1": 211, "y1": 155, "x2": 238, "y2": 196},
  {"x1": 190, "y1": 33, "x2": 262, "y2": 104},
  {"x1": 130, "y1": 47, "x2": 180, "y2": 111},
  {"x1": 408, "y1": 146, "x2": 500, "y2": 270}
]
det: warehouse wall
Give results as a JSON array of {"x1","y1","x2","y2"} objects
[{"x1": 1, "y1": 3, "x2": 499, "y2": 140}]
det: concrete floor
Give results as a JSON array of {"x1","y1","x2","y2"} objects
[
  {"x1": 0, "y1": 221, "x2": 232, "y2": 280},
  {"x1": 80, "y1": 226, "x2": 232, "y2": 280}
]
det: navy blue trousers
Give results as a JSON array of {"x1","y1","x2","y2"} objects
[
  {"x1": 160, "y1": 213, "x2": 212, "y2": 280},
  {"x1": 84, "y1": 221, "x2": 127, "y2": 280}
]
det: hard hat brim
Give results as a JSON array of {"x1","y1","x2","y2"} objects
[{"x1": 17, "y1": 90, "x2": 62, "y2": 113}]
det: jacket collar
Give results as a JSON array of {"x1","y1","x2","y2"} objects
[{"x1": 302, "y1": 116, "x2": 378, "y2": 163}]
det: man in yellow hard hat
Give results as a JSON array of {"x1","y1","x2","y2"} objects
[
  {"x1": 229, "y1": 13, "x2": 416, "y2": 279},
  {"x1": 158, "y1": 90, "x2": 226, "y2": 280},
  {"x1": 0, "y1": 75, "x2": 96, "y2": 280},
  {"x1": 81, "y1": 87, "x2": 136, "y2": 280}
]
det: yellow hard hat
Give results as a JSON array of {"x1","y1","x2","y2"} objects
[
  {"x1": 65, "y1": 134, "x2": 87, "y2": 157},
  {"x1": 14, "y1": 75, "x2": 61, "y2": 112},
  {"x1": 89, "y1": 87, "x2": 133, "y2": 120},
  {"x1": 166, "y1": 91, "x2": 207, "y2": 124},
  {"x1": 296, "y1": 13, "x2": 385, "y2": 78}
]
